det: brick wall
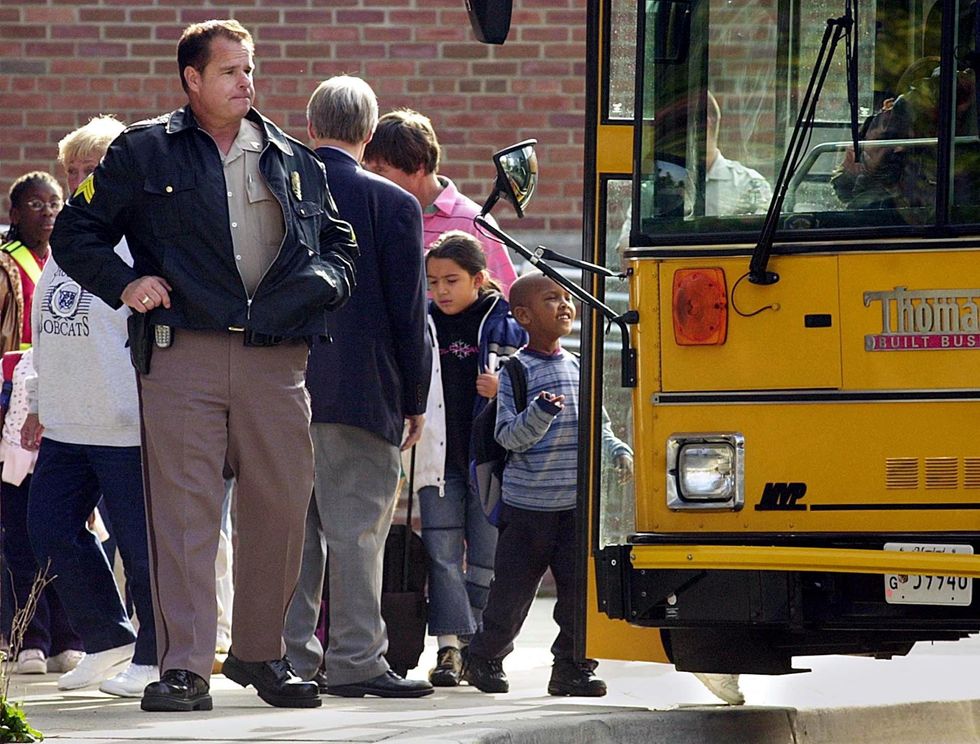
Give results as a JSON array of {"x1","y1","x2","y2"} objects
[{"x1": 0, "y1": 0, "x2": 586, "y2": 239}]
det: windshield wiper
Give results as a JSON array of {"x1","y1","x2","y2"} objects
[{"x1": 748, "y1": 0, "x2": 861, "y2": 285}]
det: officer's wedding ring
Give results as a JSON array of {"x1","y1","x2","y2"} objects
[{"x1": 140, "y1": 295, "x2": 151, "y2": 305}]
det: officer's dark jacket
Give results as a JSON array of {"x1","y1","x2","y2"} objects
[{"x1": 50, "y1": 105, "x2": 358, "y2": 338}]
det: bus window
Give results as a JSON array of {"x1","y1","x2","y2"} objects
[
  {"x1": 950, "y1": 0, "x2": 980, "y2": 222},
  {"x1": 598, "y1": 177, "x2": 636, "y2": 548},
  {"x1": 606, "y1": 0, "x2": 638, "y2": 120},
  {"x1": 634, "y1": 0, "x2": 972, "y2": 242},
  {"x1": 637, "y1": 0, "x2": 782, "y2": 238}
]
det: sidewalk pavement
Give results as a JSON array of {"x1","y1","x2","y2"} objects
[{"x1": 6, "y1": 597, "x2": 980, "y2": 744}]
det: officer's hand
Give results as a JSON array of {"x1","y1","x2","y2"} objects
[{"x1": 122, "y1": 275, "x2": 172, "y2": 313}]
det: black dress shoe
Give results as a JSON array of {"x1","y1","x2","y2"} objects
[
  {"x1": 222, "y1": 652, "x2": 321, "y2": 708},
  {"x1": 324, "y1": 669, "x2": 434, "y2": 698},
  {"x1": 141, "y1": 669, "x2": 212, "y2": 712},
  {"x1": 311, "y1": 669, "x2": 329, "y2": 694}
]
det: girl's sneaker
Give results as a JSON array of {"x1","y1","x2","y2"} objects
[
  {"x1": 15, "y1": 649, "x2": 47, "y2": 674},
  {"x1": 48, "y1": 649, "x2": 85, "y2": 673},
  {"x1": 57, "y1": 643, "x2": 134, "y2": 690},
  {"x1": 429, "y1": 646, "x2": 463, "y2": 687},
  {"x1": 99, "y1": 663, "x2": 160, "y2": 698}
]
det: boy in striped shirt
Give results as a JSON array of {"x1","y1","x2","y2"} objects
[{"x1": 461, "y1": 272, "x2": 632, "y2": 696}]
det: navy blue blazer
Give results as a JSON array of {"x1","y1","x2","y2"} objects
[{"x1": 306, "y1": 146, "x2": 431, "y2": 447}]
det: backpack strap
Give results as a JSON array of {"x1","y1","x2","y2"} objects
[{"x1": 503, "y1": 356, "x2": 528, "y2": 413}]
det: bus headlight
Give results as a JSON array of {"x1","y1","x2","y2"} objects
[{"x1": 666, "y1": 433, "x2": 744, "y2": 510}]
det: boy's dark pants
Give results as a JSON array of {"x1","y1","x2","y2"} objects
[{"x1": 468, "y1": 504, "x2": 587, "y2": 664}]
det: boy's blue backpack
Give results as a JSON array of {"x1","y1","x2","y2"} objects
[{"x1": 469, "y1": 357, "x2": 528, "y2": 526}]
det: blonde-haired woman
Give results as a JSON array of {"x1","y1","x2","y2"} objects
[{"x1": 23, "y1": 116, "x2": 158, "y2": 697}]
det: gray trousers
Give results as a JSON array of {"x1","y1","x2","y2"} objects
[
  {"x1": 283, "y1": 423, "x2": 400, "y2": 684},
  {"x1": 140, "y1": 330, "x2": 313, "y2": 680}
]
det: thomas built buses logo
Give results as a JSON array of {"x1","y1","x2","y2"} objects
[{"x1": 864, "y1": 286, "x2": 980, "y2": 351}]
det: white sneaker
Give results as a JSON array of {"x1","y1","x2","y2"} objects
[
  {"x1": 48, "y1": 649, "x2": 85, "y2": 673},
  {"x1": 15, "y1": 649, "x2": 47, "y2": 674},
  {"x1": 693, "y1": 672, "x2": 745, "y2": 705},
  {"x1": 57, "y1": 643, "x2": 134, "y2": 690},
  {"x1": 99, "y1": 663, "x2": 159, "y2": 698}
]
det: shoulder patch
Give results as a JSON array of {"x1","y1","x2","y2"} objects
[{"x1": 74, "y1": 173, "x2": 95, "y2": 203}]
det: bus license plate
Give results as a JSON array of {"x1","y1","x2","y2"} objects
[{"x1": 884, "y1": 543, "x2": 973, "y2": 606}]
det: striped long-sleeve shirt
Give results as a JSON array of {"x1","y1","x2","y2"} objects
[{"x1": 495, "y1": 348, "x2": 632, "y2": 511}]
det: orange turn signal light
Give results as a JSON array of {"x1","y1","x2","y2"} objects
[{"x1": 672, "y1": 268, "x2": 728, "y2": 345}]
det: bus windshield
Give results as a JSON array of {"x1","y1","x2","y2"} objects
[{"x1": 633, "y1": 0, "x2": 980, "y2": 244}]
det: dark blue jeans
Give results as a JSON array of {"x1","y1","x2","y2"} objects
[
  {"x1": 28, "y1": 438, "x2": 156, "y2": 665},
  {"x1": 1, "y1": 475, "x2": 83, "y2": 655}
]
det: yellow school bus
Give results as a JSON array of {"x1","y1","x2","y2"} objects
[{"x1": 472, "y1": 0, "x2": 980, "y2": 673}]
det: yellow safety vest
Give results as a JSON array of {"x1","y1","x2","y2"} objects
[{"x1": 2, "y1": 241, "x2": 43, "y2": 349}]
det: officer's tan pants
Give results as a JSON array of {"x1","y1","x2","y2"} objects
[{"x1": 139, "y1": 329, "x2": 313, "y2": 680}]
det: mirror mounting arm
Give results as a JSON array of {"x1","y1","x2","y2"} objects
[
  {"x1": 530, "y1": 245, "x2": 627, "y2": 280},
  {"x1": 474, "y1": 214, "x2": 637, "y2": 387}
]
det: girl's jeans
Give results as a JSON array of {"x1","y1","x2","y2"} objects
[{"x1": 419, "y1": 467, "x2": 497, "y2": 637}]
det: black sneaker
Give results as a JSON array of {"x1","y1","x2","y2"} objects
[
  {"x1": 547, "y1": 660, "x2": 607, "y2": 697},
  {"x1": 461, "y1": 648, "x2": 508, "y2": 693},
  {"x1": 429, "y1": 646, "x2": 462, "y2": 687}
]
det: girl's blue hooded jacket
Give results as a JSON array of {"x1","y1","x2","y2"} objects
[{"x1": 405, "y1": 292, "x2": 527, "y2": 495}]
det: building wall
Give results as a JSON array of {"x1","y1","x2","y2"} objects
[{"x1": 0, "y1": 0, "x2": 586, "y2": 240}]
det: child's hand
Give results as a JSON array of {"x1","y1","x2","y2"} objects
[
  {"x1": 20, "y1": 413, "x2": 43, "y2": 452},
  {"x1": 614, "y1": 452, "x2": 633, "y2": 484},
  {"x1": 476, "y1": 371, "x2": 498, "y2": 399},
  {"x1": 537, "y1": 391, "x2": 565, "y2": 410}
]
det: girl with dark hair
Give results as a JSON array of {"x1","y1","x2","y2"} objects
[
  {"x1": 408, "y1": 230, "x2": 527, "y2": 687},
  {"x1": 0, "y1": 172, "x2": 61, "y2": 355},
  {"x1": 0, "y1": 171, "x2": 83, "y2": 676}
]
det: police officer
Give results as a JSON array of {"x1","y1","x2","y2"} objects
[{"x1": 50, "y1": 19, "x2": 357, "y2": 712}]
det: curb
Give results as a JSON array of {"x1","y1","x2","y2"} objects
[{"x1": 393, "y1": 700, "x2": 980, "y2": 744}]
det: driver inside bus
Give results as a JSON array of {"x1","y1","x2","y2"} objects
[
  {"x1": 617, "y1": 90, "x2": 774, "y2": 252},
  {"x1": 700, "y1": 90, "x2": 773, "y2": 216}
]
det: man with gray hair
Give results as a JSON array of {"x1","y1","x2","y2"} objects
[{"x1": 283, "y1": 75, "x2": 432, "y2": 698}]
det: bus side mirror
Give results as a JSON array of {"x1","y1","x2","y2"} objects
[
  {"x1": 481, "y1": 139, "x2": 538, "y2": 218},
  {"x1": 465, "y1": 0, "x2": 512, "y2": 45}
]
